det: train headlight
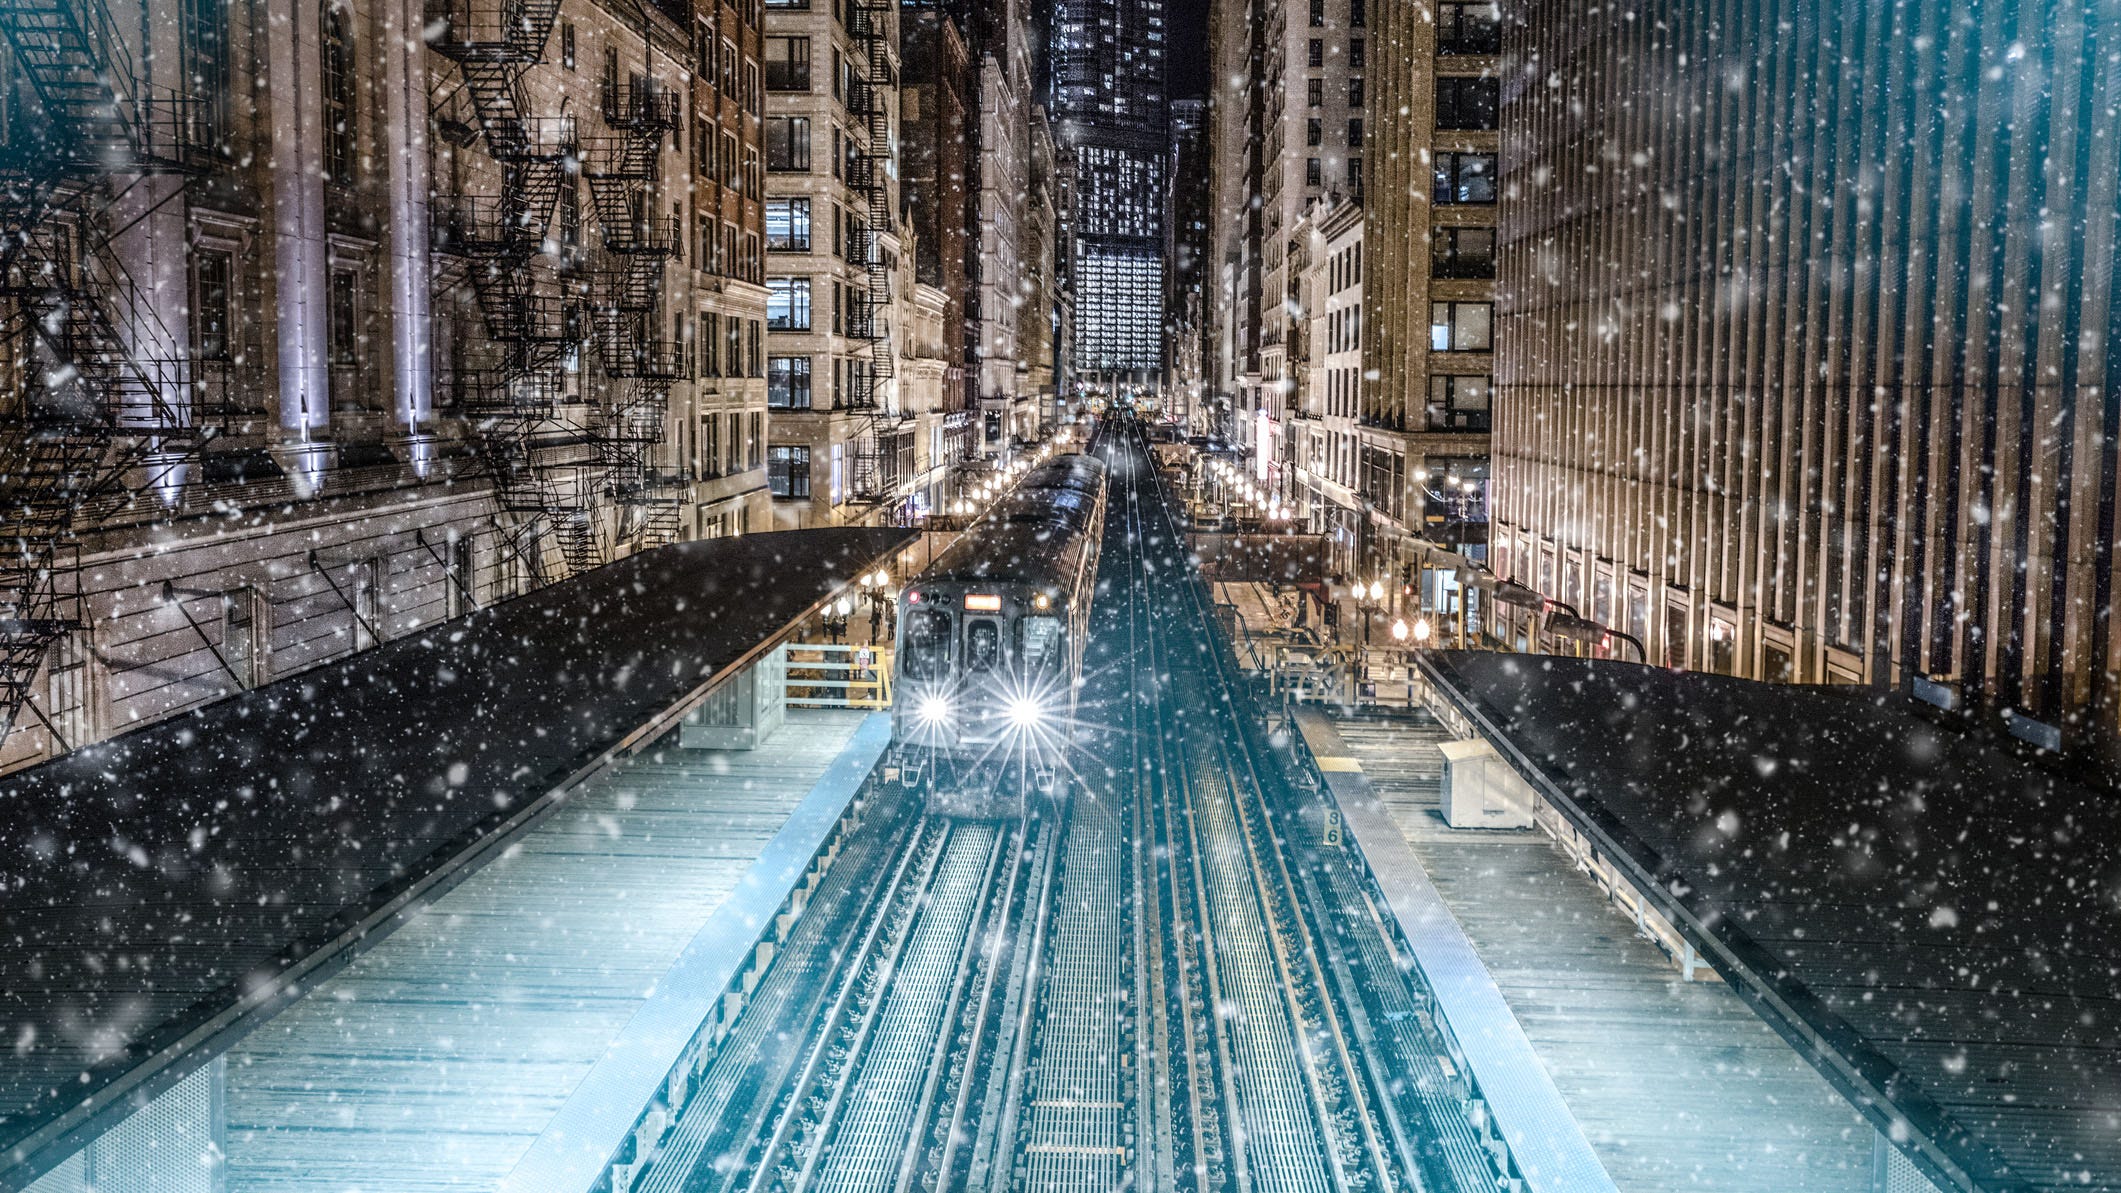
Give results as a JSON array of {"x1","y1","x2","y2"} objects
[
  {"x1": 1004, "y1": 696, "x2": 1046, "y2": 727},
  {"x1": 916, "y1": 695, "x2": 951, "y2": 726}
]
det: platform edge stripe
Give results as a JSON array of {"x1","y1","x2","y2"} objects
[
  {"x1": 1288, "y1": 708, "x2": 1620, "y2": 1193},
  {"x1": 496, "y1": 713, "x2": 894, "y2": 1193}
]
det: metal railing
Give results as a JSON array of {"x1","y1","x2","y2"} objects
[{"x1": 782, "y1": 643, "x2": 892, "y2": 709}]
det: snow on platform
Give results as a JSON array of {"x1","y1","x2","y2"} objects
[
  {"x1": 1311, "y1": 708, "x2": 1874, "y2": 1193},
  {"x1": 0, "y1": 529, "x2": 909, "y2": 1183},
  {"x1": 217, "y1": 710, "x2": 877, "y2": 1193},
  {"x1": 1417, "y1": 650, "x2": 2121, "y2": 1193}
]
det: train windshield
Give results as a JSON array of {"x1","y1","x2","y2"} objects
[
  {"x1": 964, "y1": 620, "x2": 1002, "y2": 672},
  {"x1": 903, "y1": 609, "x2": 953, "y2": 680},
  {"x1": 1018, "y1": 616, "x2": 1064, "y2": 673}
]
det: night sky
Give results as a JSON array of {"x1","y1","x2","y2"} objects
[{"x1": 1167, "y1": 0, "x2": 1208, "y2": 99}]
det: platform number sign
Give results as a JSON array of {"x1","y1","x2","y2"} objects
[{"x1": 1323, "y1": 808, "x2": 1342, "y2": 848}]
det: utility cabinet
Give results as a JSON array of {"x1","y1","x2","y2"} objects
[{"x1": 1438, "y1": 737, "x2": 1535, "y2": 830}]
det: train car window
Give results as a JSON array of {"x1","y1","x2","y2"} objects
[
  {"x1": 965, "y1": 620, "x2": 1001, "y2": 672},
  {"x1": 1018, "y1": 616, "x2": 1063, "y2": 672},
  {"x1": 904, "y1": 609, "x2": 953, "y2": 679}
]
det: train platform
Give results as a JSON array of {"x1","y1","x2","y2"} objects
[
  {"x1": 1294, "y1": 707, "x2": 1875, "y2": 1193},
  {"x1": 0, "y1": 528, "x2": 910, "y2": 1188},
  {"x1": 1416, "y1": 651, "x2": 2121, "y2": 1193},
  {"x1": 221, "y1": 710, "x2": 886, "y2": 1193}
]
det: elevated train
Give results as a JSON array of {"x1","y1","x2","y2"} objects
[{"x1": 890, "y1": 446, "x2": 1110, "y2": 811}]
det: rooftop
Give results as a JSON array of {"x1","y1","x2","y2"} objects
[
  {"x1": 0, "y1": 528, "x2": 910, "y2": 1178},
  {"x1": 1421, "y1": 651, "x2": 2121, "y2": 1193}
]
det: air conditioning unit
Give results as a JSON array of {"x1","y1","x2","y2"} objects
[{"x1": 1438, "y1": 738, "x2": 1534, "y2": 830}]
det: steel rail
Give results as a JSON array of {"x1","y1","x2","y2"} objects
[
  {"x1": 1125, "y1": 453, "x2": 1250, "y2": 1193},
  {"x1": 1128, "y1": 421, "x2": 1402, "y2": 1193},
  {"x1": 891, "y1": 820, "x2": 1028, "y2": 1193},
  {"x1": 738, "y1": 817, "x2": 952, "y2": 1193},
  {"x1": 950, "y1": 814, "x2": 1061, "y2": 1189},
  {"x1": 631, "y1": 795, "x2": 925, "y2": 1193},
  {"x1": 1128, "y1": 441, "x2": 1340, "y2": 1193},
  {"x1": 807, "y1": 821, "x2": 1005, "y2": 1193}
]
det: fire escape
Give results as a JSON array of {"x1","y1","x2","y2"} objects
[
  {"x1": 427, "y1": 0, "x2": 603, "y2": 579},
  {"x1": 583, "y1": 70, "x2": 687, "y2": 549},
  {"x1": 0, "y1": 0, "x2": 197, "y2": 743},
  {"x1": 845, "y1": 0, "x2": 896, "y2": 503}
]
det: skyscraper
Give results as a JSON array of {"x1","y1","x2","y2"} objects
[
  {"x1": 1050, "y1": 0, "x2": 1169, "y2": 382},
  {"x1": 1495, "y1": 0, "x2": 2121, "y2": 763}
]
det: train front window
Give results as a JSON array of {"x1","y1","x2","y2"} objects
[
  {"x1": 904, "y1": 609, "x2": 952, "y2": 680},
  {"x1": 965, "y1": 620, "x2": 1001, "y2": 672},
  {"x1": 1018, "y1": 616, "x2": 1063, "y2": 673}
]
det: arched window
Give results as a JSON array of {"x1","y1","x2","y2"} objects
[{"x1": 322, "y1": 5, "x2": 356, "y2": 185}]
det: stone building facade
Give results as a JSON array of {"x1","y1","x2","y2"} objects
[
  {"x1": 1358, "y1": 0, "x2": 1496, "y2": 572},
  {"x1": 0, "y1": 0, "x2": 769, "y2": 773}
]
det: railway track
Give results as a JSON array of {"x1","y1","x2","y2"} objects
[{"x1": 619, "y1": 420, "x2": 1503, "y2": 1193}]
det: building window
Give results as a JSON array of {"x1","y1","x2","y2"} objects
[
  {"x1": 726, "y1": 315, "x2": 743, "y2": 374},
  {"x1": 561, "y1": 22, "x2": 576, "y2": 70},
  {"x1": 767, "y1": 276, "x2": 812, "y2": 330},
  {"x1": 1346, "y1": 77, "x2": 1364, "y2": 107},
  {"x1": 1346, "y1": 117, "x2": 1364, "y2": 147},
  {"x1": 559, "y1": 173, "x2": 581, "y2": 251},
  {"x1": 1433, "y1": 152, "x2": 1498, "y2": 203},
  {"x1": 1437, "y1": 2, "x2": 1502, "y2": 53},
  {"x1": 700, "y1": 312, "x2": 720, "y2": 376},
  {"x1": 1306, "y1": 158, "x2": 1322, "y2": 188},
  {"x1": 766, "y1": 197, "x2": 811, "y2": 251},
  {"x1": 1428, "y1": 374, "x2": 1492, "y2": 430},
  {"x1": 328, "y1": 270, "x2": 360, "y2": 366},
  {"x1": 321, "y1": 4, "x2": 357, "y2": 185},
  {"x1": 1432, "y1": 226, "x2": 1495, "y2": 277},
  {"x1": 1430, "y1": 301, "x2": 1493, "y2": 351},
  {"x1": 769, "y1": 445, "x2": 811, "y2": 497},
  {"x1": 769, "y1": 355, "x2": 813, "y2": 408},
  {"x1": 1350, "y1": 37, "x2": 1364, "y2": 68},
  {"x1": 1347, "y1": 156, "x2": 1362, "y2": 196},
  {"x1": 1436, "y1": 76, "x2": 1500, "y2": 129},
  {"x1": 1350, "y1": 0, "x2": 1365, "y2": 24},
  {"x1": 183, "y1": 0, "x2": 230, "y2": 153},
  {"x1": 1307, "y1": 77, "x2": 1323, "y2": 107},
  {"x1": 701, "y1": 414, "x2": 723, "y2": 478},
  {"x1": 765, "y1": 35, "x2": 810, "y2": 91},
  {"x1": 1307, "y1": 117, "x2": 1322, "y2": 147},
  {"x1": 1308, "y1": 0, "x2": 1323, "y2": 24},
  {"x1": 1308, "y1": 38, "x2": 1324, "y2": 67},
  {"x1": 191, "y1": 250, "x2": 233, "y2": 360},
  {"x1": 766, "y1": 115, "x2": 811, "y2": 170}
]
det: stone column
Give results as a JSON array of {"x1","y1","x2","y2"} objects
[
  {"x1": 114, "y1": 1, "x2": 192, "y2": 501},
  {"x1": 264, "y1": 0, "x2": 332, "y2": 491},
  {"x1": 379, "y1": 0, "x2": 434, "y2": 472}
]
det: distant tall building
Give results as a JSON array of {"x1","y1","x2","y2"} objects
[
  {"x1": 1050, "y1": 0, "x2": 1169, "y2": 383},
  {"x1": 1165, "y1": 99, "x2": 1210, "y2": 425}
]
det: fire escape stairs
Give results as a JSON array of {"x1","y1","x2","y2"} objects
[
  {"x1": 429, "y1": 0, "x2": 603, "y2": 580},
  {"x1": 580, "y1": 71, "x2": 685, "y2": 547},
  {"x1": 841, "y1": 0, "x2": 898, "y2": 504},
  {"x1": 0, "y1": 0, "x2": 199, "y2": 745}
]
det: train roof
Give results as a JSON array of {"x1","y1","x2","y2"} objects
[
  {"x1": 920, "y1": 455, "x2": 1108, "y2": 587},
  {"x1": 1017, "y1": 453, "x2": 1106, "y2": 494}
]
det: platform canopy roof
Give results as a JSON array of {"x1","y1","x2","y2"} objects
[
  {"x1": 1422, "y1": 651, "x2": 2121, "y2": 1193},
  {"x1": 0, "y1": 528, "x2": 909, "y2": 1180}
]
